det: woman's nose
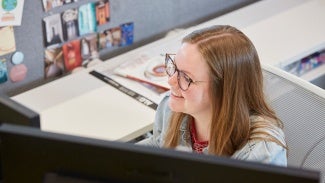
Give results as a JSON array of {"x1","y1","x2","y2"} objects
[{"x1": 167, "y1": 71, "x2": 178, "y2": 88}]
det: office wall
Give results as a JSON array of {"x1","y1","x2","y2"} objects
[{"x1": 0, "y1": 0, "x2": 257, "y2": 96}]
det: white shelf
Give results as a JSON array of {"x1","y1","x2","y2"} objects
[
  {"x1": 300, "y1": 64, "x2": 325, "y2": 82},
  {"x1": 242, "y1": 0, "x2": 325, "y2": 68}
]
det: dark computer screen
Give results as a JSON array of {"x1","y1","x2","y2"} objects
[
  {"x1": 0, "y1": 124, "x2": 320, "y2": 183},
  {"x1": 0, "y1": 94, "x2": 40, "y2": 127},
  {"x1": 0, "y1": 94, "x2": 41, "y2": 180}
]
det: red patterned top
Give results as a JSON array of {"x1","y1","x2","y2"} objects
[{"x1": 190, "y1": 120, "x2": 209, "y2": 153}]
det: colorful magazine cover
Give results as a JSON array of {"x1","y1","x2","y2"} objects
[
  {"x1": 120, "y1": 22, "x2": 134, "y2": 47},
  {"x1": 78, "y1": 3, "x2": 97, "y2": 36},
  {"x1": 62, "y1": 39, "x2": 82, "y2": 72},
  {"x1": 95, "y1": 0, "x2": 110, "y2": 25}
]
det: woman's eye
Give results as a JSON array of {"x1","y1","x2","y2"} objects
[{"x1": 183, "y1": 73, "x2": 192, "y2": 83}]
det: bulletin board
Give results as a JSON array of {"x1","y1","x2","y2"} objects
[{"x1": 0, "y1": 0, "x2": 257, "y2": 96}]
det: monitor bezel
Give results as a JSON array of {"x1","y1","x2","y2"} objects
[
  {"x1": 0, "y1": 94, "x2": 40, "y2": 128},
  {"x1": 0, "y1": 124, "x2": 320, "y2": 183}
]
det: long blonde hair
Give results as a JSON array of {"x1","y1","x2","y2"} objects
[{"x1": 164, "y1": 25, "x2": 287, "y2": 156}]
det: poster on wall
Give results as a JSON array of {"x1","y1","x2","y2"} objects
[{"x1": 0, "y1": 0, "x2": 24, "y2": 27}]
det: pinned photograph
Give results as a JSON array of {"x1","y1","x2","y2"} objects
[
  {"x1": 43, "y1": 14, "x2": 64, "y2": 47},
  {"x1": 0, "y1": 26, "x2": 16, "y2": 56},
  {"x1": 62, "y1": 39, "x2": 82, "y2": 72},
  {"x1": 81, "y1": 34, "x2": 99, "y2": 66},
  {"x1": 120, "y1": 22, "x2": 134, "y2": 47},
  {"x1": 44, "y1": 47, "x2": 65, "y2": 79},
  {"x1": 98, "y1": 28, "x2": 113, "y2": 50},
  {"x1": 0, "y1": 58, "x2": 8, "y2": 84},
  {"x1": 78, "y1": 2, "x2": 97, "y2": 36},
  {"x1": 42, "y1": 0, "x2": 63, "y2": 12},
  {"x1": 98, "y1": 26, "x2": 122, "y2": 48},
  {"x1": 111, "y1": 27, "x2": 122, "y2": 47},
  {"x1": 63, "y1": 0, "x2": 78, "y2": 4},
  {"x1": 80, "y1": 37, "x2": 91, "y2": 62},
  {"x1": 95, "y1": 0, "x2": 110, "y2": 26},
  {"x1": 42, "y1": 0, "x2": 78, "y2": 12},
  {"x1": 61, "y1": 9, "x2": 79, "y2": 41}
]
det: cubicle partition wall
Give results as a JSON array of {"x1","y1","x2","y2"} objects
[{"x1": 0, "y1": 0, "x2": 256, "y2": 96}]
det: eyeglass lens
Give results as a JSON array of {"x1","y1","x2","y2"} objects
[{"x1": 165, "y1": 54, "x2": 192, "y2": 91}]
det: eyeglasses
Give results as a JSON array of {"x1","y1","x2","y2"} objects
[{"x1": 165, "y1": 53, "x2": 205, "y2": 91}]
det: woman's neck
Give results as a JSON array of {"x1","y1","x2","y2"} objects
[{"x1": 192, "y1": 116, "x2": 211, "y2": 142}]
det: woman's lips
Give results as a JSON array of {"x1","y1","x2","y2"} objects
[{"x1": 171, "y1": 91, "x2": 183, "y2": 98}]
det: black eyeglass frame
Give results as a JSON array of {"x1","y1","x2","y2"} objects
[{"x1": 165, "y1": 53, "x2": 205, "y2": 91}]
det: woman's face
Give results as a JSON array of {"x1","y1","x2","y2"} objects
[{"x1": 168, "y1": 43, "x2": 212, "y2": 118}]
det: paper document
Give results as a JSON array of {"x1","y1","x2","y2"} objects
[
  {"x1": 91, "y1": 54, "x2": 171, "y2": 107},
  {"x1": 114, "y1": 55, "x2": 169, "y2": 90}
]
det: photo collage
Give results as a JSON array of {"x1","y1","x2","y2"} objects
[
  {"x1": 0, "y1": 0, "x2": 24, "y2": 84},
  {"x1": 42, "y1": 0, "x2": 134, "y2": 79}
]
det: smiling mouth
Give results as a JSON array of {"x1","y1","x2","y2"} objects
[{"x1": 171, "y1": 92, "x2": 183, "y2": 98}]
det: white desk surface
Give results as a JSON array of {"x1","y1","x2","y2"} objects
[
  {"x1": 40, "y1": 85, "x2": 156, "y2": 142},
  {"x1": 13, "y1": 68, "x2": 156, "y2": 141},
  {"x1": 12, "y1": 0, "x2": 325, "y2": 142}
]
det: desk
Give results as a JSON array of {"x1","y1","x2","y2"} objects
[
  {"x1": 12, "y1": 0, "x2": 325, "y2": 142},
  {"x1": 13, "y1": 68, "x2": 156, "y2": 141}
]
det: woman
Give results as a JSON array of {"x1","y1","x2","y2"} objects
[{"x1": 138, "y1": 25, "x2": 287, "y2": 166}]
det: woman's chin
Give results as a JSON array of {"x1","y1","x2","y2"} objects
[{"x1": 168, "y1": 99, "x2": 183, "y2": 113}]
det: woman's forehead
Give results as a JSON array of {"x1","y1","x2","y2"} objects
[{"x1": 176, "y1": 43, "x2": 210, "y2": 78}]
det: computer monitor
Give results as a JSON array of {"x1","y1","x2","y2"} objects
[
  {"x1": 0, "y1": 94, "x2": 40, "y2": 127},
  {"x1": 0, "y1": 124, "x2": 320, "y2": 183},
  {"x1": 0, "y1": 95, "x2": 40, "y2": 180}
]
